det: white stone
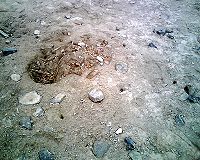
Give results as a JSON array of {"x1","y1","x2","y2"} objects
[
  {"x1": 11, "y1": 74, "x2": 21, "y2": 81},
  {"x1": 33, "y1": 106, "x2": 44, "y2": 117},
  {"x1": 88, "y1": 88, "x2": 104, "y2": 103},
  {"x1": 78, "y1": 42, "x2": 86, "y2": 47},
  {"x1": 41, "y1": 21, "x2": 46, "y2": 26},
  {"x1": 19, "y1": 91, "x2": 41, "y2": 105},
  {"x1": 96, "y1": 56, "x2": 104, "y2": 65},
  {"x1": 50, "y1": 93, "x2": 66, "y2": 104},
  {"x1": 115, "y1": 128, "x2": 123, "y2": 134},
  {"x1": 34, "y1": 30, "x2": 40, "y2": 35}
]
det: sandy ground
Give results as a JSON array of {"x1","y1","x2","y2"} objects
[{"x1": 0, "y1": 0, "x2": 200, "y2": 159}]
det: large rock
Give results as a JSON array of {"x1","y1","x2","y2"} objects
[
  {"x1": 39, "y1": 149, "x2": 54, "y2": 160},
  {"x1": 19, "y1": 91, "x2": 41, "y2": 105},
  {"x1": 88, "y1": 89, "x2": 104, "y2": 103},
  {"x1": 92, "y1": 140, "x2": 110, "y2": 158}
]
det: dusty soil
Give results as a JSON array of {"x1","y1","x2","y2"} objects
[{"x1": 0, "y1": 0, "x2": 200, "y2": 159}]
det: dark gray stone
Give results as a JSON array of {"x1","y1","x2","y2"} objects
[
  {"x1": 92, "y1": 140, "x2": 110, "y2": 158},
  {"x1": 124, "y1": 137, "x2": 136, "y2": 150},
  {"x1": 19, "y1": 116, "x2": 33, "y2": 130},
  {"x1": 148, "y1": 43, "x2": 157, "y2": 48},
  {"x1": 39, "y1": 149, "x2": 54, "y2": 160},
  {"x1": 2, "y1": 48, "x2": 17, "y2": 56}
]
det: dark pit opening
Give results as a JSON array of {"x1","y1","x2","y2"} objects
[{"x1": 60, "y1": 114, "x2": 64, "y2": 119}]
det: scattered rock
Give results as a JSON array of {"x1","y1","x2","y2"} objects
[
  {"x1": 197, "y1": 35, "x2": 200, "y2": 43},
  {"x1": 166, "y1": 34, "x2": 174, "y2": 39},
  {"x1": 64, "y1": 15, "x2": 71, "y2": 19},
  {"x1": 0, "y1": 29, "x2": 9, "y2": 38},
  {"x1": 128, "y1": 151, "x2": 142, "y2": 160},
  {"x1": 96, "y1": 56, "x2": 104, "y2": 65},
  {"x1": 5, "y1": 40, "x2": 11, "y2": 44},
  {"x1": 33, "y1": 106, "x2": 45, "y2": 117},
  {"x1": 124, "y1": 137, "x2": 136, "y2": 150},
  {"x1": 153, "y1": 28, "x2": 173, "y2": 36},
  {"x1": 187, "y1": 95, "x2": 200, "y2": 103},
  {"x1": 92, "y1": 140, "x2": 110, "y2": 158},
  {"x1": 50, "y1": 93, "x2": 66, "y2": 104},
  {"x1": 116, "y1": 27, "x2": 120, "y2": 31},
  {"x1": 19, "y1": 116, "x2": 33, "y2": 130},
  {"x1": 11, "y1": 74, "x2": 21, "y2": 82},
  {"x1": 148, "y1": 42, "x2": 157, "y2": 48},
  {"x1": 115, "y1": 128, "x2": 123, "y2": 135},
  {"x1": 88, "y1": 88, "x2": 104, "y2": 103},
  {"x1": 115, "y1": 62, "x2": 128, "y2": 74},
  {"x1": 34, "y1": 30, "x2": 40, "y2": 35},
  {"x1": 39, "y1": 149, "x2": 54, "y2": 160},
  {"x1": 1, "y1": 48, "x2": 17, "y2": 56},
  {"x1": 78, "y1": 42, "x2": 86, "y2": 47},
  {"x1": 175, "y1": 114, "x2": 185, "y2": 126},
  {"x1": 19, "y1": 91, "x2": 41, "y2": 105},
  {"x1": 41, "y1": 21, "x2": 46, "y2": 26}
]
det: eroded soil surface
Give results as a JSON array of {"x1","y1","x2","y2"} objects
[{"x1": 0, "y1": 0, "x2": 200, "y2": 159}]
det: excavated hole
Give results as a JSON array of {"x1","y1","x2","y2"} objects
[{"x1": 27, "y1": 35, "x2": 112, "y2": 84}]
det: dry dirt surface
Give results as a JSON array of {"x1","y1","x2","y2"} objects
[{"x1": 0, "y1": 0, "x2": 200, "y2": 159}]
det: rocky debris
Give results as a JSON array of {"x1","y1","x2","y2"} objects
[
  {"x1": 115, "y1": 128, "x2": 123, "y2": 135},
  {"x1": 175, "y1": 114, "x2": 185, "y2": 126},
  {"x1": 148, "y1": 42, "x2": 157, "y2": 48},
  {"x1": 39, "y1": 149, "x2": 54, "y2": 160},
  {"x1": 96, "y1": 56, "x2": 104, "y2": 65},
  {"x1": 115, "y1": 62, "x2": 128, "y2": 74},
  {"x1": 64, "y1": 15, "x2": 71, "y2": 19},
  {"x1": 116, "y1": 27, "x2": 120, "y2": 31},
  {"x1": 19, "y1": 91, "x2": 41, "y2": 105},
  {"x1": 11, "y1": 74, "x2": 21, "y2": 82},
  {"x1": 124, "y1": 137, "x2": 136, "y2": 150},
  {"x1": 88, "y1": 88, "x2": 104, "y2": 103},
  {"x1": 19, "y1": 116, "x2": 33, "y2": 130},
  {"x1": 78, "y1": 42, "x2": 86, "y2": 47},
  {"x1": 1, "y1": 48, "x2": 17, "y2": 56},
  {"x1": 0, "y1": 29, "x2": 9, "y2": 38},
  {"x1": 34, "y1": 30, "x2": 40, "y2": 35},
  {"x1": 128, "y1": 151, "x2": 142, "y2": 160},
  {"x1": 92, "y1": 140, "x2": 110, "y2": 158},
  {"x1": 153, "y1": 28, "x2": 174, "y2": 39},
  {"x1": 5, "y1": 40, "x2": 11, "y2": 44},
  {"x1": 187, "y1": 95, "x2": 200, "y2": 103},
  {"x1": 33, "y1": 106, "x2": 45, "y2": 117},
  {"x1": 86, "y1": 69, "x2": 99, "y2": 79},
  {"x1": 50, "y1": 93, "x2": 66, "y2": 104},
  {"x1": 197, "y1": 35, "x2": 200, "y2": 43}
]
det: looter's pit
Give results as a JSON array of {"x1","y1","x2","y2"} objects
[{"x1": 27, "y1": 35, "x2": 112, "y2": 84}]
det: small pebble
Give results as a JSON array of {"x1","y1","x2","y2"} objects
[
  {"x1": 88, "y1": 89, "x2": 104, "y2": 103},
  {"x1": 92, "y1": 140, "x2": 110, "y2": 158},
  {"x1": 50, "y1": 93, "x2": 66, "y2": 104},
  {"x1": 128, "y1": 151, "x2": 142, "y2": 160},
  {"x1": 197, "y1": 36, "x2": 200, "y2": 43},
  {"x1": 11, "y1": 74, "x2": 21, "y2": 81},
  {"x1": 115, "y1": 62, "x2": 128, "y2": 74},
  {"x1": 167, "y1": 34, "x2": 174, "y2": 39},
  {"x1": 19, "y1": 91, "x2": 41, "y2": 105},
  {"x1": 34, "y1": 30, "x2": 40, "y2": 35},
  {"x1": 5, "y1": 40, "x2": 11, "y2": 44},
  {"x1": 78, "y1": 42, "x2": 86, "y2": 47},
  {"x1": 115, "y1": 128, "x2": 123, "y2": 134},
  {"x1": 39, "y1": 149, "x2": 54, "y2": 160},
  {"x1": 86, "y1": 69, "x2": 99, "y2": 79},
  {"x1": 175, "y1": 114, "x2": 185, "y2": 126},
  {"x1": 96, "y1": 56, "x2": 104, "y2": 65},
  {"x1": 19, "y1": 116, "x2": 33, "y2": 130},
  {"x1": 148, "y1": 42, "x2": 157, "y2": 48},
  {"x1": 64, "y1": 15, "x2": 71, "y2": 19},
  {"x1": 33, "y1": 106, "x2": 45, "y2": 117}
]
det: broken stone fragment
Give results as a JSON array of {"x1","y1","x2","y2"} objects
[
  {"x1": 19, "y1": 116, "x2": 33, "y2": 130},
  {"x1": 92, "y1": 140, "x2": 110, "y2": 158},
  {"x1": 34, "y1": 30, "x2": 40, "y2": 35},
  {"x1": 86, "y1": 69, "x2": 99, "y2": 79},
  {"x1": 33, "y1": 106, "x2": 45, "y2": 117},
  {"x1": 19, "y1": 91, "x2": 41, "y2": 105},
  {"x1": 88, "y1": 88, "x2": 104, "y2": 103},
  {"x1": 50, "y1": 93, "x2": 66, "y2": 104},
  {"x1": 115, "y1": 127, "x2": 123, "y2": 135},
  {"x1": 39, "y1": 149, "x2": 55, "y2": 160}
]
